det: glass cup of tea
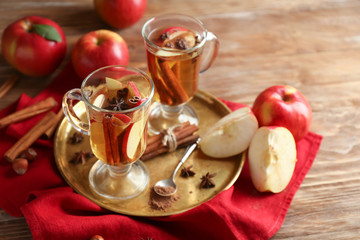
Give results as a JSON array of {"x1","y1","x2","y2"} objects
[
  {"x1": 142, "y1": 14, "x2": 219, "y2": 134},
  {"x1": 62, "y1": 65, "x2": 154, "y2": 200}
]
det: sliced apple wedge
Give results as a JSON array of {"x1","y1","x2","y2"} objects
[
  {"x1": 113, "y1": 113, "x2": 131, "y2": 125},
  {"x1": 106, "y1": 77, "x2": 124, "y2": 90},
  {"x1": 92, "y1": 93, "x2": 105, "y2": 108},
  {"x1": 127, "y1": 81, "x2": 141, "y2": 98},
  {"x1": 248, "y1": 126, "x2": 297, "y2": 193},
  {"x1": 200, "y1": 107, "x2": 259, "y2": 158},
  {"x1": 122, "y1": 118, "x2": 146, "y2": 161}
]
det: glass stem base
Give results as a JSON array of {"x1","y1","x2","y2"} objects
[
  {"x1": 89, "y1": 160, "x2": 149, "y2": 200},
  {"x1": 148, "y1": 103, "x2": 198, "y2": 134}
]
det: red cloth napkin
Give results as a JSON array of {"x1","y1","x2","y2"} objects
[{"x1": 0, "y1": 62, "x2": 322, "y2": 240}]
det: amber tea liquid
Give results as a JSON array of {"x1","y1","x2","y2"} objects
[
  {"x1": 86, "y1": 78, "x2": 148, "y2": 166},
  {"x1": 146, "y1": 27, "x2": 203, "y2": 106}
]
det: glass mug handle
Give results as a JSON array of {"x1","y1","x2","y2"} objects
[
  {"x1": 62, "y1": 88, "x2": 90, "y2": 136},
  {"x1": 200, "y1": 31, "x2": 220, "y2": 73}
]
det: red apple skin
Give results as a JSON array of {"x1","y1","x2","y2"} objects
[
  {"x1": 94, "y1": 0, "x2": 147, "y2": 29},
  {"x1": 252, "y1": 85, "x2": 312, "y2": 141},
  {"x1": 72, "y1": 29, "x2": 129, "y2": 79},
  {"x1": 1, "y1": 16, "x2": 66, "y2": 77}
]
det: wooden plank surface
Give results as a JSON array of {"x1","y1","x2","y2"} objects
[{"x1": 1, "y1": 0, "x2": 360, "y2": 239}]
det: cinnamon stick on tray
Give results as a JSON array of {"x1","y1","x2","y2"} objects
[
  {"x1": 4, "y1": 111, "x2": 58, "y2": 162},
  {"x1": 141, "y1": 121, "x2": 199, "y2": 161},
  {"x1": 0, "y1": 74, "x2": 19, "y2": 99},
  {"x1": 0, "y1": 96, "x2": 58, "y2": 129}
]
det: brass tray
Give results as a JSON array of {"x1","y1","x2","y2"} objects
[{"x1": 54, "y1": 90, "x2": 245, "y2": 217}]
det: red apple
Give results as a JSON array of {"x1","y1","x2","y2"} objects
[
  {"x1": 94, "y1": 0, "x2": 147, "y2": 29},
  {"x1": 252, "y1": 85, "x2": 312, "y2": 141},
  {"x1": 72, "y1": 29, "x2": 129, "y2": 79},
  {"x1": 1, "y1": 16, "x2": 66, "y2": 77}
]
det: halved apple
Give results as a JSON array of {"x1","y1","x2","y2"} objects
[
  {"x1": 200, "y1": 107, "x2": 259, "y2": 158},
  {"x1": 248, "y1": 126, "x2": 297, "y2": 193},
  {"x1": 122, "y1": 118, "x2": 146, "y2": 161}
]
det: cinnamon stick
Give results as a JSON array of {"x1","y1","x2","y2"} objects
[
  {"x1": 42, "y1": 109, "x2": 64, "y2": 139},
  {"x1": 141, "y1": 134, "x2": 199, "y2": 161},
  {"x1": 0, "y1": 97, "x2": 58, "y2": 129},
  {"x1": 158, "y1": 59, "x2": 189, "y2": 104},
  {"x1": 0, "y1": 74, "x2": 19, "y2": 99},
  {"x1": 141, "y1": 121, "x2": 199, "y2": 161},
  {"x1": 149, "y1": 56, "x2": 174, "y2": 105},
  {"x1": 144, "y1": 123, "x2": 198, "y2": 155},
  {"x1": 4, "y1": 111, "x2": 58, "y2": 162},
  {"x1": 102, "y1": 115, "x2": 115, "y2": 166}
]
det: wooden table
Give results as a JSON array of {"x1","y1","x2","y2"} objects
[{"x1": 1, "y1": 0, "x2": 360, "y2": 239}]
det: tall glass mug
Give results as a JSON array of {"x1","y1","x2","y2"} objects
[
  {"x1": 142, "y1": 14, "x2": 219, "y2": 133},
  {"x1": 63, "y1": 65, "x2": 154, "y2": 200}
]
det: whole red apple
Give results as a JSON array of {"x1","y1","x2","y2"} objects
[
  {"x1": 1, "y1": 16, "x2": 66, "y2": 77},
  {"x1": 71, "y1": 29, "x2": 129, "y2": 79},
  {"x1": 252, "y1": 85, "x2": 312, "y2": 141},
  {"x1": 94, "y1": 0, "x2": 147, "y2": 29}
]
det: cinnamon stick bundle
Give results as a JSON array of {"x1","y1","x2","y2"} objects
[
  {"x1": 0, "y1": 96, "x2": 58, "y2": 129},
  {"x1": 141, "y1": 122, "x2": 199, "y2": 161},
  {"x1": 0, "y1": 74, "x2": 19, "y2": 99},
  {"x1": 4, "y1": 111, "x2": 58, "y2": 162}
]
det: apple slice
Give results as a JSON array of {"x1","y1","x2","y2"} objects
[
  {"x1": 162, "y1": 27, "x2": 189, "y2": 36},
  {"x1": 127, "y1": 81, "x2": 141, "y2": 97},
  {"x1": 106, "y1": 77, "x2": 124, "y2": 90},
  {"x1": 113, "y1": 113, "x2": 131, "y2": 125},
  {"x1": 122, "y1": 118, "x2": 146, "y2": 161},
  {"x1": 200, "y1": 107, "x2": 259, "y2": 158},
  {"x1": 92, "y1": 93, "x2": 105, "y2": 107},
  {"x1": 248, "y1": 126, "x2": 297, "y2": 193}
]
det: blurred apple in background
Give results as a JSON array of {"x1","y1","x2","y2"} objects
[
  {"x1": 252, "y1": 85, "x2": 312, "y2": 141},
  {"x1": 1, "y1": 16, "x2": 66, "y2": 77},
  {"x1": 94, "y1": 0, "x2": 147, "y2": 29},
  {"x1": 71, "y1": 29, "x2": 129, "y2": 79}
]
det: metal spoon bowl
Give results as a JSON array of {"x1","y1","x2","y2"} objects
[{"x1": 153, "y1": 138, "x2": 200, "y2": 197}]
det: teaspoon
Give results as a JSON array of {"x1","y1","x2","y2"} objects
[{"x1": 153, "y1": 138, "x2": 200, "y2": 197}]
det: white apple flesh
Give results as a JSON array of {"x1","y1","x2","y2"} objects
[
  {"x1": 200, "y1": 107, "x2": 259, "y2": 158},
  {"x1": 105, "y1": 77, "x2": 123, "y2": 90},
  {"x1": 248, "y1": 126, "x2": 297, "y2": 193},
  {"x1": 122, "y1": 118, "x2": 146, "y2": 160}
]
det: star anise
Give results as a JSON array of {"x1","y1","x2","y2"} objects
[
  {"x1": 175, "y1": 38, "x2": 189, "y2": 50},
  {"x1": 159, "y1": 32, "x2": 169, "y2": 41},
  {"x1": 69, "y1": 132, "x2": 83, "y2": 144},
  {"x1": 104, "y1": 97, "x2": 128, "y2": 111},
  {"x1": 117, "y1": 88, "x2": 128, "y2": 99},
  {"x1": 180, "y1": 165, "x2": 195, "y2": 178},
  {"x1": 69, "y1": 151, "x2": 94, "y2": 165},
  {"x1": 200, "y1": 172, "x2": 217, "y2": 189}
]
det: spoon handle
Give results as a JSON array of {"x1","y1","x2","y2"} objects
[{"x1": 171, "y1": 139, "x2": 199, "y2": 181}]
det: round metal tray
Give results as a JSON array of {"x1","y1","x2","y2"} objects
[{"x1": 54, "y1": 90, "x2": 245, "y2": 217}]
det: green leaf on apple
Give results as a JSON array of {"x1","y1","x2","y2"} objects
[{"x1": 33, "y1": 24, "x2": 62, "y2": 42}]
